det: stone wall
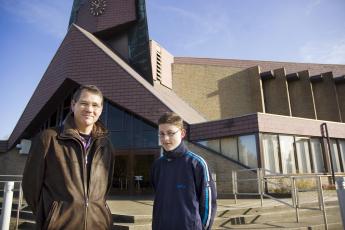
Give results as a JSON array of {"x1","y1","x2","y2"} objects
[{"x1": 186, "y1": 142, "x2": 258, "y2": 198}]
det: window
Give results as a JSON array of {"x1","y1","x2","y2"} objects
[
  {"x1": 330, "y1": 139, "x2": 342, "y2": 172},
  {"x1": 295, "y1": 137, "x2": 312, "y2": 173},
  {"x1": 220, "y1": 137, "x2": 238, "y2": 160},
  {"x1": 198, "y1": 139, "x2": 220, "y2": 152},
  {"x1": 279, "y1": 135, "x2": 296, "y2": 174},
  {"x1": 104, "y1": 101, "x2": 158, "y2": 149},
  {"x1": 238, "y1": 135, "x2": 257, "y2": 168},
  {"x1": 107, "y1": 105, "x2": 124, "y2": 130},
  {"x1": 310, "y1": 138, "x2": 325, "y2": 173},
  {"x1": 197, "y1": 135, "x2": 258, "y2": 168},
  {"x1": 339, "y1": 140, "x2": 345, "y2": 172},
  {"x1": 262, "y1": 134, "x2": 280, "y2": 174}
]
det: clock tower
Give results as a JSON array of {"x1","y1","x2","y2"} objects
[{"x1": 69, "y1": 0, "x2": 153, "y2": 84}]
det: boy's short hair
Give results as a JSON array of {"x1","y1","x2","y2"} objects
[
  {"x1": 158, "y1": 112, "x2": 184, "y2": 129},
  {"x1": 72, "y1": 85, "x2": 104, "y2": 105}
]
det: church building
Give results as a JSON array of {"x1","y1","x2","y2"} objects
[{"x1": 1, "y1": 0, "x2": 345, "y2": 196}]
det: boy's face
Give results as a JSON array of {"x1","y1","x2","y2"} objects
[{"x1": 159, "y1": 123, "x2": 186, "y2": 151}]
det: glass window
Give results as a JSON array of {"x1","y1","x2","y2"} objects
[
  {"x1": 107, "y1": 105, "x2": 124, "y2": 130},
  {"x1": 105, "y1": 101, "x2": 158, "y2": 149},
  {"x1": 262, "y1": 134, "x2": 280, "y2": 174},
  {"x1": 111, "y1": 131, "x2": 132, "y2": 148},
  {"x1": 220, "y1": 137, "x2": 238, "y2": 160},
  {"x1": 330, "y1": 139, "x2": 341, "y2": 172},
  {"x1": 295, "y1": 137, "x2": 312, "y2": 173},
  {"x1": 279, "y1": 135, "x2": 296, "y2": 174},
  {"x1": 310, "y1": 138, "x2": 325, "y2": 173},
  {"x1": 238, "y1": 135, "x2": 257, "y2": 168},
  {"x1": 198, "y1": 139, "x2": 221, "y2": 153},
  {"x1": 339, "y1": 140, "x2": 345, "y2": 172}
]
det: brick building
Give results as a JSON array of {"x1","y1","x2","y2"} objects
[{"x1": 1, "y1": 0, "x2": 345, "y2": 196}]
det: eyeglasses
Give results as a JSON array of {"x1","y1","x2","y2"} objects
[{"x1": 158, "y1": 130, "x2": 180, "y2": 138}]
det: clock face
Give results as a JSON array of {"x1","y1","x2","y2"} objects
[{"x1": 90, "y1": 0, "x2": 106, "y2": 16}]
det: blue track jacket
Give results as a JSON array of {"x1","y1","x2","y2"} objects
[{"x1": 151, "y1": 142, "x2": 217, "y2": 230}]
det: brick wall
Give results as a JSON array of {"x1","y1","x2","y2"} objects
[
  {"x1": 9, "y1": 25, "x2": 171, "y2": 148},
  {"x1": 75, "y1": 0, "x2": 136, "y2": 33},
  {"x1": 0, "y1": 141, "x2": 8, "y2": 153},
  {"x1": 189, "y1": 114, "x2": 258, "y2": 141}
]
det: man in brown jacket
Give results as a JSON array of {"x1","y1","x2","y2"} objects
[{"x1": 22, "y1": 85, "x2": 115, "y2": 230}]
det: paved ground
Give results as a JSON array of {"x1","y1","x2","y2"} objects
[{"x1": 107, "y1": 190, "x2": 339, "y2": 216}]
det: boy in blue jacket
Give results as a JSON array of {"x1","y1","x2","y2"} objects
[{"x1": 151, "y1": 112, "x2": 217, "y2": 230}]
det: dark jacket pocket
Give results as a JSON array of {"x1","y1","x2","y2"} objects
[
  {"x1": 43, "y1": 201, "x2": 62, "y2": 230},
  {"x1": 105, "y1": 202, "x2": 113, "y2": 226}
]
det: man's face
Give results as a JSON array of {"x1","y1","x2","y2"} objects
[
  {"x1": 71, "y1": 90, "x2": 103, "y2": 134},
  {"x1": 159, "y1": 123, "x2": 186, "y2": 151}
]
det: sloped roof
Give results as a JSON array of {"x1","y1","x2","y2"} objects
[
  {"x1": 8, "y1": 24, "x2": 205, "y2": 149},
  {"x1": 174, "y1": 57, "x2": 345, "y2": 77},
  {"x1": 76, "y1": 25, "x2": 205, "y2": 123}
]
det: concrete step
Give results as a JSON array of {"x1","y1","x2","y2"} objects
[
  {"x1": 112, "y1": 214, "x2": 151, "y2": 224},
  {"x1": 17, "y1": 221, "x2": 36, "y2": 230},
  {"x1": 112, "y1": 223, "x2": 151, "y2": 230}
]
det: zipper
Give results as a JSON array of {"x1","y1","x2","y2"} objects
[
  {"x1": 60, "y1": 135, "x2": 90, "y2": 230},
  {"x1": 58, "y1": 134, "x2": 103, "y2": 230},
  {"x1": 87, "y1": 144, "x2": 102, "y2": 192},
  {"x1": 83, "y1": 139, "x2": 94, "y2": 230}
]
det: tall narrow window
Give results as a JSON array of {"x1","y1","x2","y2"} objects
[
  {"x1": 238, "y1": 135, "x2": 257, "y2": 168},
  {"x1": 310, "y1": 138, "x2": 325, "y2": 173},
  {"x1": 279, "y1": 135, "x2": 296, "y2": 174},
  {"x1": 330, "y1": 139, "x2": 341, "y2": 172},
  {"x1": 262, "y1": 134, "x2": 280, "y2": 174},
  {"x1": 221, "y1": 137, "x2": 238, "y2": 160},
  {"x1": 338, "y1": 139, "x2": 345, "y2": 172},
  {"x1": 295, "y1": 137, "x2": 312, "y2": 173}
]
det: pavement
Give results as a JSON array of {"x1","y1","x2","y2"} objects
[{"x1": 107, "y1": 190, "x2": 340, "y2": 216}]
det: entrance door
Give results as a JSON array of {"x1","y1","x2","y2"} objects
[
  {"x1": 112, "y1": 155, "x2": 129, "y2": 193},
  {"x1": 112, "y1": 149, "x2": 160, "y2": 195},
  {"x1": 133, "y1": 154, "x2": 155, "y2": 193}
]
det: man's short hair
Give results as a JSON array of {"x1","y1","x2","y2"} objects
[
  {"x1": 158, "y1": 112, "x2": 184, "y2": 129},
  {"x1": 72, "y1": 85, "x2": 104, "y2": 105}
]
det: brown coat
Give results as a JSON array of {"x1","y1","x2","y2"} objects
[{"x1": 22, "y1": 114, "x2": 115, "y2": 230}]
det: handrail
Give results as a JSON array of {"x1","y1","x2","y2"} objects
[
  {"x1": 232, "y1": 168, "x2": 332, "y2": 229},
  {"x1": 0, "y1": 177, "x2": 24, "y2": 230}
]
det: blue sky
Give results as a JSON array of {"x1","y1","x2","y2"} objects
[{"x1": 0, "y1": 0, "x2": 345, "y2": 140}]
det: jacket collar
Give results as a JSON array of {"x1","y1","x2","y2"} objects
[
  {"x1": 59, "y1": 113, "x2": 108, "y2": 140},
  {"x1": 163, "y1": 141, "x2": 188, "y2": 159}
]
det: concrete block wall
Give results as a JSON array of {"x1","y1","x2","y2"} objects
[
  {"x1": 336, "y1": 83, "x2": 345, "y2": 122},
  {"x1": 312, "y1": 72, "x2": 341, "y2": 122},
  {"x1": 278, "y1": 70, "x2": 317, "y2": 119},
  {"x1": 0, "y1": 148, "x2": 26, "y2": 176},
  {"x1": 172, "y1": 64, "x2": 264, "y2": 120},
  {"x1": 262, "y1": 68, "x2": 291, "y2": 116},
  {"x1": 186, "y1": 142, "x2": 258, "y2": 197}
]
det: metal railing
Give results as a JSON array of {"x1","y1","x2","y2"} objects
[
  {"x1": 0, "y1": 175, "x2": 23, "y2": 230},
  {"x1": 232, "y1": 168, "x2": 337, "y2": 230}
]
